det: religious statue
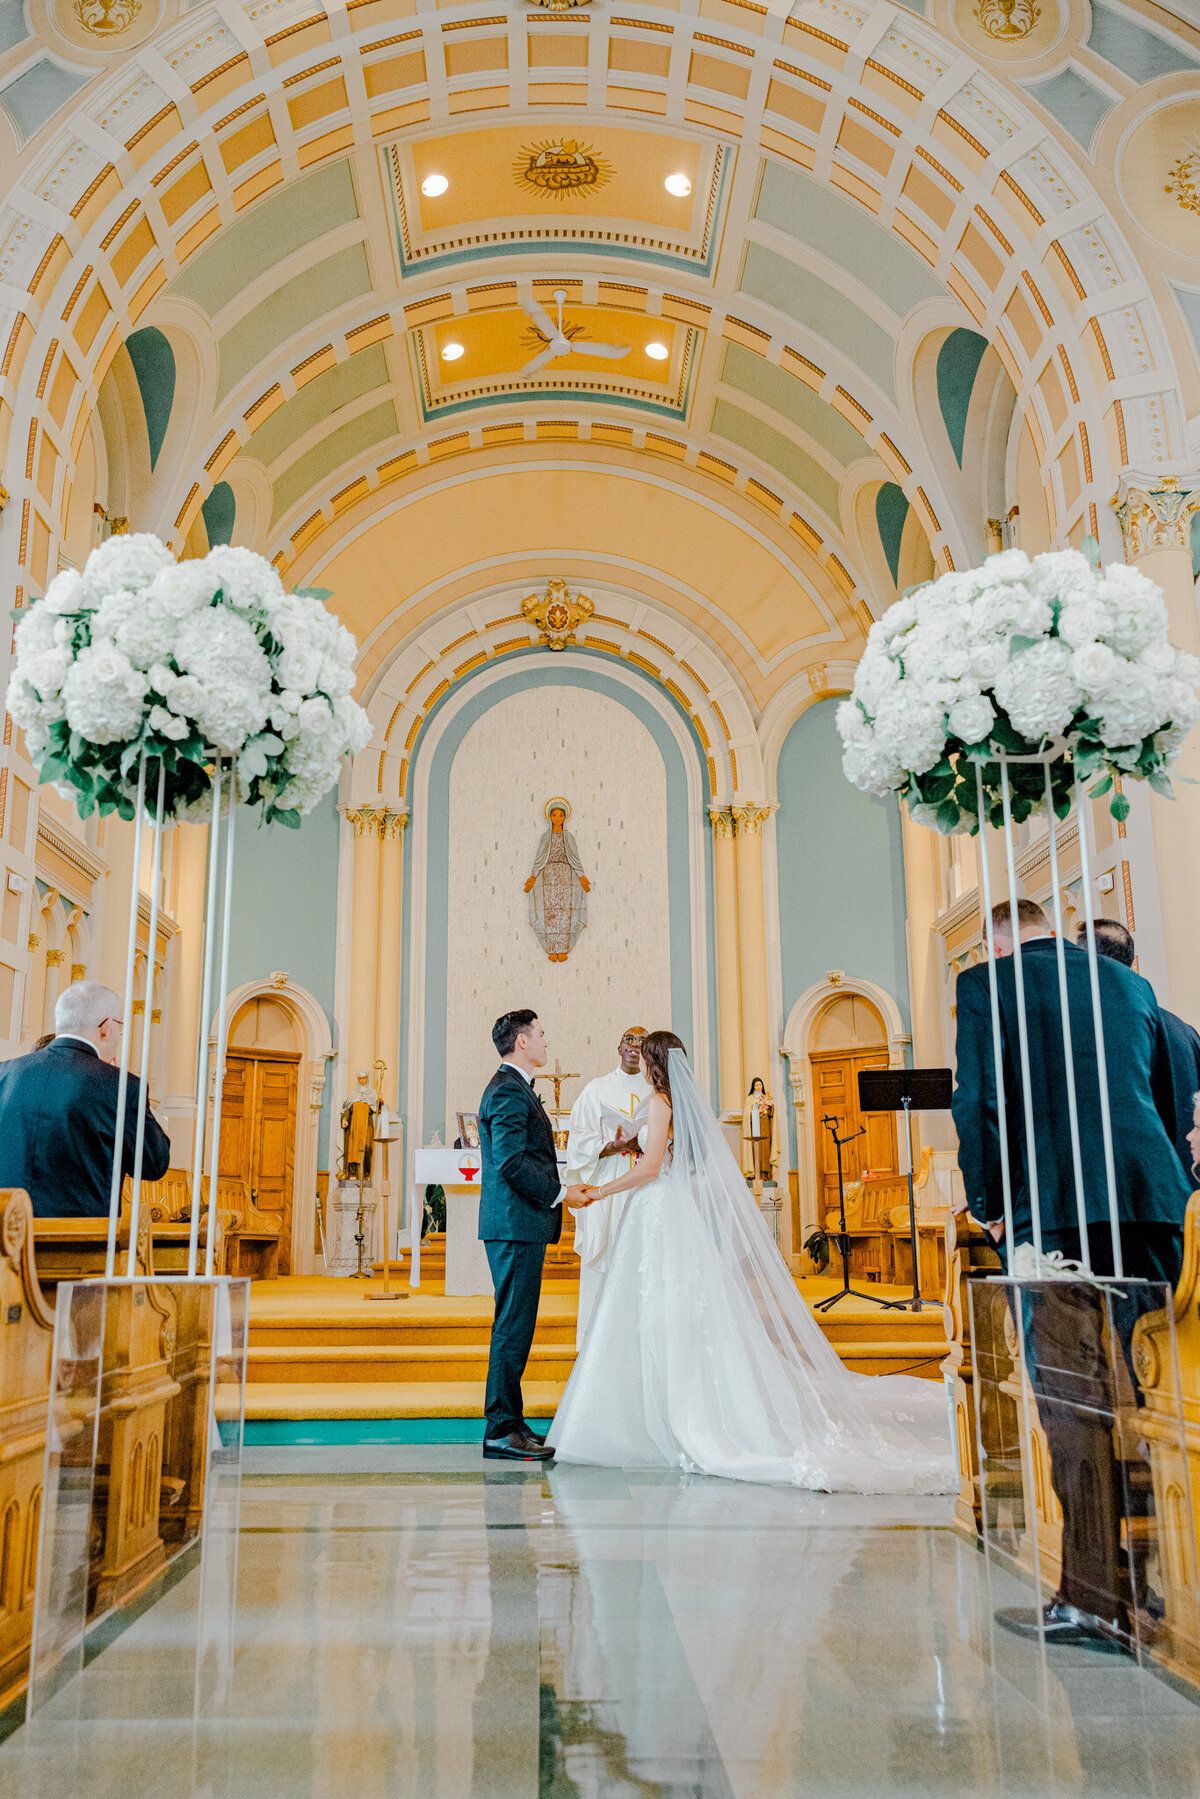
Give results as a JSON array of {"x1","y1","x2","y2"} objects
[
  {"x1": 525, "y1": 797, "x2": 590, "y2": 962},
  {"x1": 741, "y1": 1077, "x2": 778, "y2": 1185},
  {"x1": 338, "y1": 1069, "x2": 380, "y2": 1182}
]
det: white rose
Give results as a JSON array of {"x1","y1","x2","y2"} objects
[
  {"x1": 148, "y1": 663, "x2": 176, "y2": 694},
  {"x1": 968, "y1": 642, "x2": 1007, "y2": 685},
  {"x1": 22, "y1": 647, "x2": 71, "y2": 696},
  {"x1": 947, "y1": 693, "x2": 996, "y2": 744},
  {"x1": 150, "y1": 562, "x2": 218, "y2": 618},
  {"x1": 277, "y1": 645, "x2": 323, "y2": 693},
  {"x1": 1069, "y1": 642, "x2": 1120, "y2": 690},
  {"x1": 149, "y1": 705, "x2": 188, "y2": 741},
  {"x1": 1058, "y1": 600, "x2": 1109, "y2": 649},
  {"x1": 168, "y1": 676, "x2": 205, "y2": 718},
  {"x1": 42, "y1": 568, "x2": 92, "y2": 615},
  {"x1": 297, "y1": 696, "x2": 335, "y2": 738}
]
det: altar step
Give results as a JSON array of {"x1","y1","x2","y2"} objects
[{"x1": 241, "y1": 1276, "x2": 948, "y2": 1437}]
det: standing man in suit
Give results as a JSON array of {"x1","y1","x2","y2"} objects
[
  {"x1": 0, "y1": 980, "x2": 170, "y2": 1216},
  {"x1": 478, "y1": 1009, "x2": 592, "y2": 1462},
  {"x1": 953, "y1": 898, "x2": 1191, "y2": 1648},
  {"x1": 1074, "y1": 916, "x2": 1200, "y2": 1184}
]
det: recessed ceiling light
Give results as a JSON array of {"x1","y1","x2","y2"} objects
[
  {"x1": 645, "y1": 342, "x2": 669, "y2": 361},
  {"x1": 664, "y1": 173, "x2": 692, "y2": 197},
  {"x1": 441, "y1": 341, "x2": 464, "y2": 361},
  {"x1": 421, "y1": 173, "x2": 449, "y2": 197}
]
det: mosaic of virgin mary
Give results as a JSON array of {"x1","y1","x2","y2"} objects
[{"x1": 524, "y1": 797, "x2": 590, "y2": 962}]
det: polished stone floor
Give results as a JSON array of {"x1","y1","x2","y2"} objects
[{"x1": 4, "y1": 1445, "x2": 1200, "y2": 1797}]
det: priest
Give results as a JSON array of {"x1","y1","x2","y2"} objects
[{"x1": 564, "y1": 1026, "x2": 651, "y2": 1344}]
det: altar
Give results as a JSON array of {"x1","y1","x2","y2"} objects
[{"x1": 410, "y1": 1147, "x2": 569, "y2": 1296}]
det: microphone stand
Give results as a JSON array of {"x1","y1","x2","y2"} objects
[{"x1": 814, "y1": 1114, "x2": 903, "y2": 1313}]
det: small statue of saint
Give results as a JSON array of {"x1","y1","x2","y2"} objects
[
  {"x1": 338, "y1": 1070, "x2": 380, "y2": 1183},
  {"x1": 741, "y1": 1077, "x2": 778, "y2": 1185},
  {"x1": 525, "y1": 797, "x2": 591, "y2": 962}
]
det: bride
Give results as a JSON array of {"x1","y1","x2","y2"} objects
[{"x1": 547, "y1": 1032, "x2": 955, "y2": 1493}]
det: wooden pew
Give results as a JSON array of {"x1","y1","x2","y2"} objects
[
  {"x1": 941, "y1": 1208, "x2": 1009, "y2": 1536},
  {"x1": 0, "y1": 1189, "x2": 54, "y2": 1711},
  {"x1": 1132, "y1": 1191, "x2": 1200, "y2": 1683}
]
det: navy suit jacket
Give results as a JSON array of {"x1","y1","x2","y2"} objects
[
  {"x1": 477, "y1": 1063, "x2": 562, "y2": 1245},
  {"x1": 0, "y1": 1039, "x2": 171, "y2": 1218},
  {"x1": 952, "y1": 939, "x2": 1190, "y2": 1245},
  {"x1": 1161, "y1": 1006, "x2": 1200, "y2": 1182}
]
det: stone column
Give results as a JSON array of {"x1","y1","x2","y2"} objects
[
  {"x1": 731, "y1": 803, "x2": 774, "y2": 1099},
  {"x1": 344, "y1": 806, "x2": 382, "y2": 1079},
  {"x1": 1114, "y1": 472, "x2": 1200, "y2": 1017},
  {"x1": 709, "y1": 807, "x2": 743, "y2": 1116},
  {"x1": 374, "y1": 808, "x2": 408, "y2": 1103}
]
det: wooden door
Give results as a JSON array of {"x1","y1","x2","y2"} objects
[
  {"x1": 810, "y1": 1048, "x2": 899, "y2": 1219},
  {"x1": 220, "y1": 1049, "x2": 300, "y2": 1272}
]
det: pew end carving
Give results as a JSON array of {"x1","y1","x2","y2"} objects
[{"x1": 0, "y1": 1189, "x2": 54, "y2": 1710}]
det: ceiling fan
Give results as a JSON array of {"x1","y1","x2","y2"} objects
[{"x1": 518, "y1": 289, "x2": 630, "y2": 375}]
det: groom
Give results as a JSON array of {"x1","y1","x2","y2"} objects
[{"x1": 479, "y1": 1008, "x2": 592, "y2": 1461}]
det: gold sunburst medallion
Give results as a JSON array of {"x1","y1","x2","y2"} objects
[{"x1": 513, "y1": 138, "x2": 613, "y2": 202}]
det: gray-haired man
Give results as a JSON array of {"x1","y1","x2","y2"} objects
[{"x1": 0, "y1": 980, "x2": 170, "y2": 1217}]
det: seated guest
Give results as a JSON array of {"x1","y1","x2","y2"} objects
[
  {"x1": 953, "y1": 899, "x2": 1190, "y2": 1650},
  {"x1": 0, "y1": 981, "x2": 170, "y2": 1218},
  {"x1": 1077, "y1": 916, "x2": 1200, "y2": 1187}
]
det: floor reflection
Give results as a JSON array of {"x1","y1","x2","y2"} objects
[{"x1": 1, "y1": 1446, "x2": 1198, "y2": 1798}]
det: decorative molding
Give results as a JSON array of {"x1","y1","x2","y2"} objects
[
  {"x1": 35, "y1": 816, "x2": 107, "y2": 908},
  {"x1": 150, "y1": 1007, "x2": 161, "y2": 1024},
  {"x1": 45, "y1": 949, "x2": 64, "y2": 967},
  {"x1": 70, "y1": 962, "x2": 86, "y2": 981},
  {"x1": 708, "y1": 805, "x2": 736, "y2": 840},
  {"x1": 270, "y1": 970, "x2": 290, "y2": 988},
  {"x1": 27, "y1": 934, "x2": 39, "y2": 953},
  {"x1": 344, "y1": 805, "x2": 380, "y2": 839},
  {"x1": 521, "y1": 578, "x2": 595, "y2": 652},
  {"x1": 379, "y1": 808, "x2": 409, "y2": 842},
  {"x1": 1114, "y1": 472, "x2": 1200, "y2": 560}
]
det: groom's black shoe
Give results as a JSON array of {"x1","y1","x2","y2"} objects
[
  {"x1": 995, "y1": 1601, "x2": 1132, "y2": 1653},
  {"x1": 483, "y1": 1429, "x2": 554, "y2": 1461}
]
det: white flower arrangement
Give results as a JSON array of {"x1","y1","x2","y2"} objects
[
  {"x1": 6, "y1": 534, "x2": 372, "y2": 827},
  {"x1": 838, "y1": 545, "x2": 1200, "y2": 832}
]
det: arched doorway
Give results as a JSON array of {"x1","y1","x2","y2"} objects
[
  {"x1": 807, "y1": 994, "x2": 900, "y2": 1226},
  {"x1": 215, "y1": 978, "x2": 333, "y2": 1275}
]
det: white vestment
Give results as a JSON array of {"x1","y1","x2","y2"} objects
[{"x1": 564, "y1": 1067, "x2": 651, "y2": 1345}]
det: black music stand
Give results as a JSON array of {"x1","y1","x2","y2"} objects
[
  {"x1": 857, "y1": 1067, "x2": 954, "y2": 1313},
  {"x1": 813, "y1": 1115, "x2": 903, "y2": 1313}
]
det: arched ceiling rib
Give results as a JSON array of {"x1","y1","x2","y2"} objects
[{"x1": 1, "y1": 0, "x2": 1196, "y2": 673}]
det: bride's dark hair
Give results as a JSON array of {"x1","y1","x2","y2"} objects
[{"x1": 641, "y1": 1030, "x2": 686, "y2": 1102}]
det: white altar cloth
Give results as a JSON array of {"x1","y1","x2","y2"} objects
[{"x1": 411, "y1": 1146, "x2": 568, "y2": 1296}]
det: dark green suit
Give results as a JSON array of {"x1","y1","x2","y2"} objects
[
  {"x1": 478, "y1": 1063, "x2": 562, "y2": 1440},
  {"x1": 952, "y1": 937, "x2": 1190, "y2": 1250}
]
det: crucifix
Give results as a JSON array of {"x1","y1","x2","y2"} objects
[{"x1": 533, "y1": 1058, "x2": 579, "y2": 1146}]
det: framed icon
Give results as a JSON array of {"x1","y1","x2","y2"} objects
[{"x1": 456, "y1": 1111, "x2": 480, "y2": 1150}]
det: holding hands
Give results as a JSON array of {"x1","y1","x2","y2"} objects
[{"x1": 564, "y1": 1182, "x2": 604, "y2": 1208}]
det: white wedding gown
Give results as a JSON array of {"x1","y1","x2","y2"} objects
[{"x1": 548, "y1": 1051, "x2": 955, "y2": 1494}]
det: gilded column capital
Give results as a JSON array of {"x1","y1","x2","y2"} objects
[
  {"x1": 45, "y1": 948, "x2": 64, "y2": 967},
  {"x1": 378, "y1": 806, "x2": 409, "y2": 842},
  {"x1": 1113, "y1": 471, "x2": 1200, "y2": 559},
  {"x1": 708, "y1": 806, "x2": 737, "y2": 840},
  {"x1": 343, "y1": 804, "x2": 381, "y2": 838},
  {"x1": 730, "y1": 802, "x2": 775, "y2": 836}
]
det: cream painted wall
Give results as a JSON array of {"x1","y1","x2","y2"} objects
[{"x1": 444, "y1": 684, "x2": 671, "y2": 1135}]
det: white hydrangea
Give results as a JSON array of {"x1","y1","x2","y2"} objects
[
  {"x1": 205, "y1": 545, "x2": 286, "y2": 615},
  {"x1": 83, "y1": 533, "x2": 173, "y2": 599},
  {"x1": 992, "y1": 639, "x2": 1082, "y2": 741},
  {"x1": 91, "y1": 589, "x2": 177, "y2": 671},
  {"x1": 173, "y1": 610, "x2": 272, "y2": 752},
  {"x1": 61, "y1": 642, "x2": 148, "y2": 744}
]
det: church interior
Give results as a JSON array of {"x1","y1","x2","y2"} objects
[{"x1": 5, "y1": 0, "x2": 1200, "y2": 1789}]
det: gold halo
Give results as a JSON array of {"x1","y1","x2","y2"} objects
[{"x1": 543, "y1": 795, "x2": 571, "y2": 822}]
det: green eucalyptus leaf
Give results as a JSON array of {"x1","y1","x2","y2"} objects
[
  {"x1": 1110, "y1": 792, "x2": 1132, "y2": 823},
  {"x1": 1148, "y1": 770, "x2": 1176, "y2": 800},
  {"x1": 1089, "y1": 774, "x2": 1113, "y2": 797},
  {"x1": 936, "y1": 800, "x2": 961, "y2": 832},
  {"x1": 1009, "y1": 634, "x2": 1040, "y2": 656},
  {"x1": 1080, "y1": 535, "x2": 1101, "y2": 570}
]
